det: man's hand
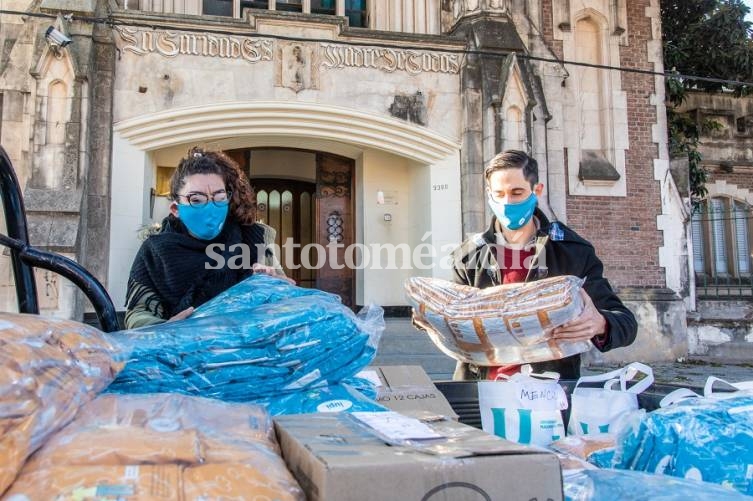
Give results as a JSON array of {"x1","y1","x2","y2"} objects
[
  {"x1": 252, "y1": 263, "x2": 297, "y2": 285},
  {"x1": 168, "y1": 306, "x2": 194, "y2": 322},
  {"x1": 551, "y1": 289, "x2": 607, "y2": 343}
]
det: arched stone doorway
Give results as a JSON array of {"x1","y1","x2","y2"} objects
[
  {"x1": 227, "y1": 147, "x2": 355, "y2": 305},
  {"x1": 110, "y1": 101, "x2": 461, "y2": 310}
]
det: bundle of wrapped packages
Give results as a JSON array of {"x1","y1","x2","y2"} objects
[
  {"x1": 5, "y1": 393, "x2": 304, "y2": 500},
  {"x1": 108, "y1": 274, "x2": 385, "y2": 404},
  {"x1": 563, "y1": 469, "x2": 750, "y2": 501},
  {"x1": 550, "y1": 434, "x2": 617, "y2": 469},
  {"x1": 611, "y1": 393, "x2": 753, "y2": 495},
  {"x1": 405, "y1": 275, "x2": 590, "y2": 365},
  {"x1": 0, "y1": 314, "x2": 122, "y2": 495}
]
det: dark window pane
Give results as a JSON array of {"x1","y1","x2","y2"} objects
[
  {"x1": 345, "y1": 0, "x2": 367, "y2": 27},
  {"x1": 241, "y1": 0, "x2": 270, "y2": 10},
  {"x1": 311, "y1": 0, "x2": 336, "y2": 15},
  {"x1": 203, "y1": 0, "x2": 233, "y2": 16},
  {"x1": 276, "y1": 0, "x2": 302, "y2": 12}
]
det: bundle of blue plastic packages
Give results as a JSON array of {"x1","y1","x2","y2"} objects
[
  {"x1": 563, "y1": 469, "x2": 750, "y2": 501},
  {"x1": 107, "y1": 275, "x2": 386, "y2": 410},
  {"x1": 611, "y1": 393, "x2": 753, "y2": 495},
  {"x1": 256, "y1": 379, "x2": 387, "y2": 415}
]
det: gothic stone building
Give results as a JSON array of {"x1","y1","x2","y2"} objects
[
  {"x1": 0, "y1": 0, "x2": 686, "y2": 363},
  {"x1": 675, "y1": 90, "x2": 753, "y2": 362}
]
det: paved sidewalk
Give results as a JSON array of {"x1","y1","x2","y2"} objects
[{"x1": 376, "y1": 317, "x2": 753, "y2": 386}]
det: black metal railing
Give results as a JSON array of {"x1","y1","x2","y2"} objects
[{"x1": 0, "y1": 146, "x2": 119, "y2": 332}]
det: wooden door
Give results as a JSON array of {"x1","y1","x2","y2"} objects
[
  {"x1": 253, "y1": 179, "x2": 316, "y2": 289},
  {"x1": 315, "y1": 153, "x2": 355, "y2": 307}
]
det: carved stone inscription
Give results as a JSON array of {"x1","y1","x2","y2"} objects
[
  {"x1": 115, "y1": 28, "x2": 462, "y2": 75},
  {"x1": 116, "y1": 27, "x2": 274, "y2": 63},
  {"x1": 320, "y1": 44, "x2": 461, "y2": 75}
]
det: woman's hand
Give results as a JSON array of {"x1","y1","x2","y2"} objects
[
  {"x1": 168, "y1": 306, "x2": 194, "y2": 322},
  {"x1": 252, "y1": 263, "x2": 297, "y2": 285},
  {"x1": 551, "y1": 289, "x2": 607, "y2": 343}
]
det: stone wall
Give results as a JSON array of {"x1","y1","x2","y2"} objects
[{"x1": 0, "y1": 0, "x2": 116, "y2": 317}]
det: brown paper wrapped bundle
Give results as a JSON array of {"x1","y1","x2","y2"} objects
[{"x1": 405, "y1": 275, "x2": 592, "y2": 366}]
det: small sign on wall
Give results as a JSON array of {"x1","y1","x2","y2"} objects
[{"x1": 377, "y1": 190, "x2": 399, "y2": 205}]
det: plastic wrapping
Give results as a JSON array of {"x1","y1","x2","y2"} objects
[
  {"x1": 405, "y1": 275, "x2": 590, "y2": 365},
  {"x1": 554, "y1": 451, "x2": 598, "y2": 473},
  {"x1": 563, "y1": 469, "x2": 750, "y2": 501},
  {"x1": 256, "y1": 382, "x2": 388, "y2": 415},
  {"x1": 6, "y1": 393, "x2": 304, "y2": 500},
  {"x1": 108, "y1": 274, "x2": 385, "y2": 402},
  {"x1": 612, "y1": 393, "x2": 753, "y2": 495},
  {"x1": 0, "y1": 313, "x2": 122, "y2": 496},
  {"x1": 550, "y1": 434, "x2": 617, "y2": 469}
]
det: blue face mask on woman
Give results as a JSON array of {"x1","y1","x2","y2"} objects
[
  {"x1": 488, "y1": 193, "x2": 537, "y2": 230},
  {"x1": 177, "y1": 201, "x2": 229, "y2": 240}
]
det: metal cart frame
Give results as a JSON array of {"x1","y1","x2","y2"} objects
[{"x1": 0, "y1": 146, "x2": 119, "y2": 332}]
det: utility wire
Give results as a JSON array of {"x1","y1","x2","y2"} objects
[{"x1": 2, "y1": 7, "x2": 753, "y2": 87}]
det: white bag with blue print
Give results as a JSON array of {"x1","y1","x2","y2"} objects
[
  {"x1": 568, "y1": 362, "x2": 653, "y2": 436},
  {"x1": 478, "y1": 367, "x2": 568, "y2": 447}
]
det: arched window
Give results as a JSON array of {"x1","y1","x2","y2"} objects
[
  {"x1": 574, "y1": 16, "x2": 607, "y2": 156},
  {"x1": 563, "y1": 7, "x2": 626, "y2": 195},
  {"x1": 692, "y1": 197, "x2": 752, "y2": 294}
]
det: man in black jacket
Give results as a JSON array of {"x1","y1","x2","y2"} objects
[{"x1": 452, "y1": 150, "x2": 637, "y2": 380}]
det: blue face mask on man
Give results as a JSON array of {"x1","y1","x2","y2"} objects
[
  {"x1": 488, "y1": 193, "x2": 537, "y2": 230},
  {"x1": 177, "y1": 200, "x2": 229, "y2": 240}
]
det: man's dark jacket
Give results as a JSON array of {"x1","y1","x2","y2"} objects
[{"x1": 451, "y1": 209, "x2": 638, "y2": 380}]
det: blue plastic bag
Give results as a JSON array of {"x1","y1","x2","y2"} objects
[
  {"x1": 564, "y1": 469, "x2": 750, "y2": 501},
  {"x1": 108, "y1": 275, "x2": 385, "y2": 402},
  {"x1": 256, "y1": 383, "x2": 388, "y2": 416},
  {"x1": 613, "y1": 394, "x2": 753, "y2": 495}
]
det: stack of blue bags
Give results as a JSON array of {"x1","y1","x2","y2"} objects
[
  {"x1": 107, "y1": 274, "x2": 387, "y2": 414},
  {"x1": 612, "y1": 393, "x2": 753, "y2": 496}
]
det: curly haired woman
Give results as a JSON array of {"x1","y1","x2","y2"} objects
[{"x1": 124, "y1": 147, "x2": 286, "y2": 329}]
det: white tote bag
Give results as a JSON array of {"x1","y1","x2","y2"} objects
[
  {"x1": 568, "y1": 362, "x2": 653, "y2": 436},
  {"x1": 659, "y1": 376, "x2": 753, "y2": 408},
  {"x1": 479, "y1": 369, "x2": 568, "y2": 447}
]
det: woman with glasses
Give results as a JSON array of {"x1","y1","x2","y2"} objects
[{"x1": 124, "y1": 147, "x2": 286, "y2": 329}]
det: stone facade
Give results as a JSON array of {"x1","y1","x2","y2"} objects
[
  {"x1": 0, "y1": 0, "x2": 686, "y2": 365},
  {"x1": 676, "y1": 90, "x2": 753, "y2": 361},
  {"x1": 0, "y1": 0, "x2": 115, "y2": 318}
]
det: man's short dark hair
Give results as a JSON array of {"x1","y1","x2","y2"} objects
[{"x1": 484, "y1": 150, "x2": 539, "y2": 187}]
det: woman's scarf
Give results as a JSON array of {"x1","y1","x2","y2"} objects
[{"x1": 127, "y1": 215, "x2": 264, "y2": 317}]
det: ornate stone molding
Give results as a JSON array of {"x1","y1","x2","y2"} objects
[{"x1": 114, "y1": 101, "x2": 460, "y2": 164}]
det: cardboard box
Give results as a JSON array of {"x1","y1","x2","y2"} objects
[
  {"x1": 274, "y1": 413, "x2": 563, "y2": 501},
  {"x1": 357, "y1": 365, "x2": 459, "y2": 420}
]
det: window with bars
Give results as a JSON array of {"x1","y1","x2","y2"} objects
[
  {"x1": 691, "y1": 197, "x2": 753, "y2": 287},
  {"x1": 202, "y1": 0, "x2": 367, "y2": 27}
]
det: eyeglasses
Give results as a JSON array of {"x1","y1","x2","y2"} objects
[{"x1": 178, "y1": 190, "x2": 231, "y2": 207}]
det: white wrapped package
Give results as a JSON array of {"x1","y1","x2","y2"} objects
[{"x1": 405, "y1": 275, "x2": 591, "y2": 366}]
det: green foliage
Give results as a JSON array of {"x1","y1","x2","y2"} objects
[
  {"x1": 661, "y1": 1, "x2": 753, "y2": 209},
  {"x1": 662, "y1": 0, "x2": 753, "y2": 93},
  {"x1": 667, "y1": 99, "x2": 722, "y2": 207}
]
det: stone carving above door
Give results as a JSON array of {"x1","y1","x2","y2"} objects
[{"x1": 277, "y1": 42, "x2": 319, "y2": 93}]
